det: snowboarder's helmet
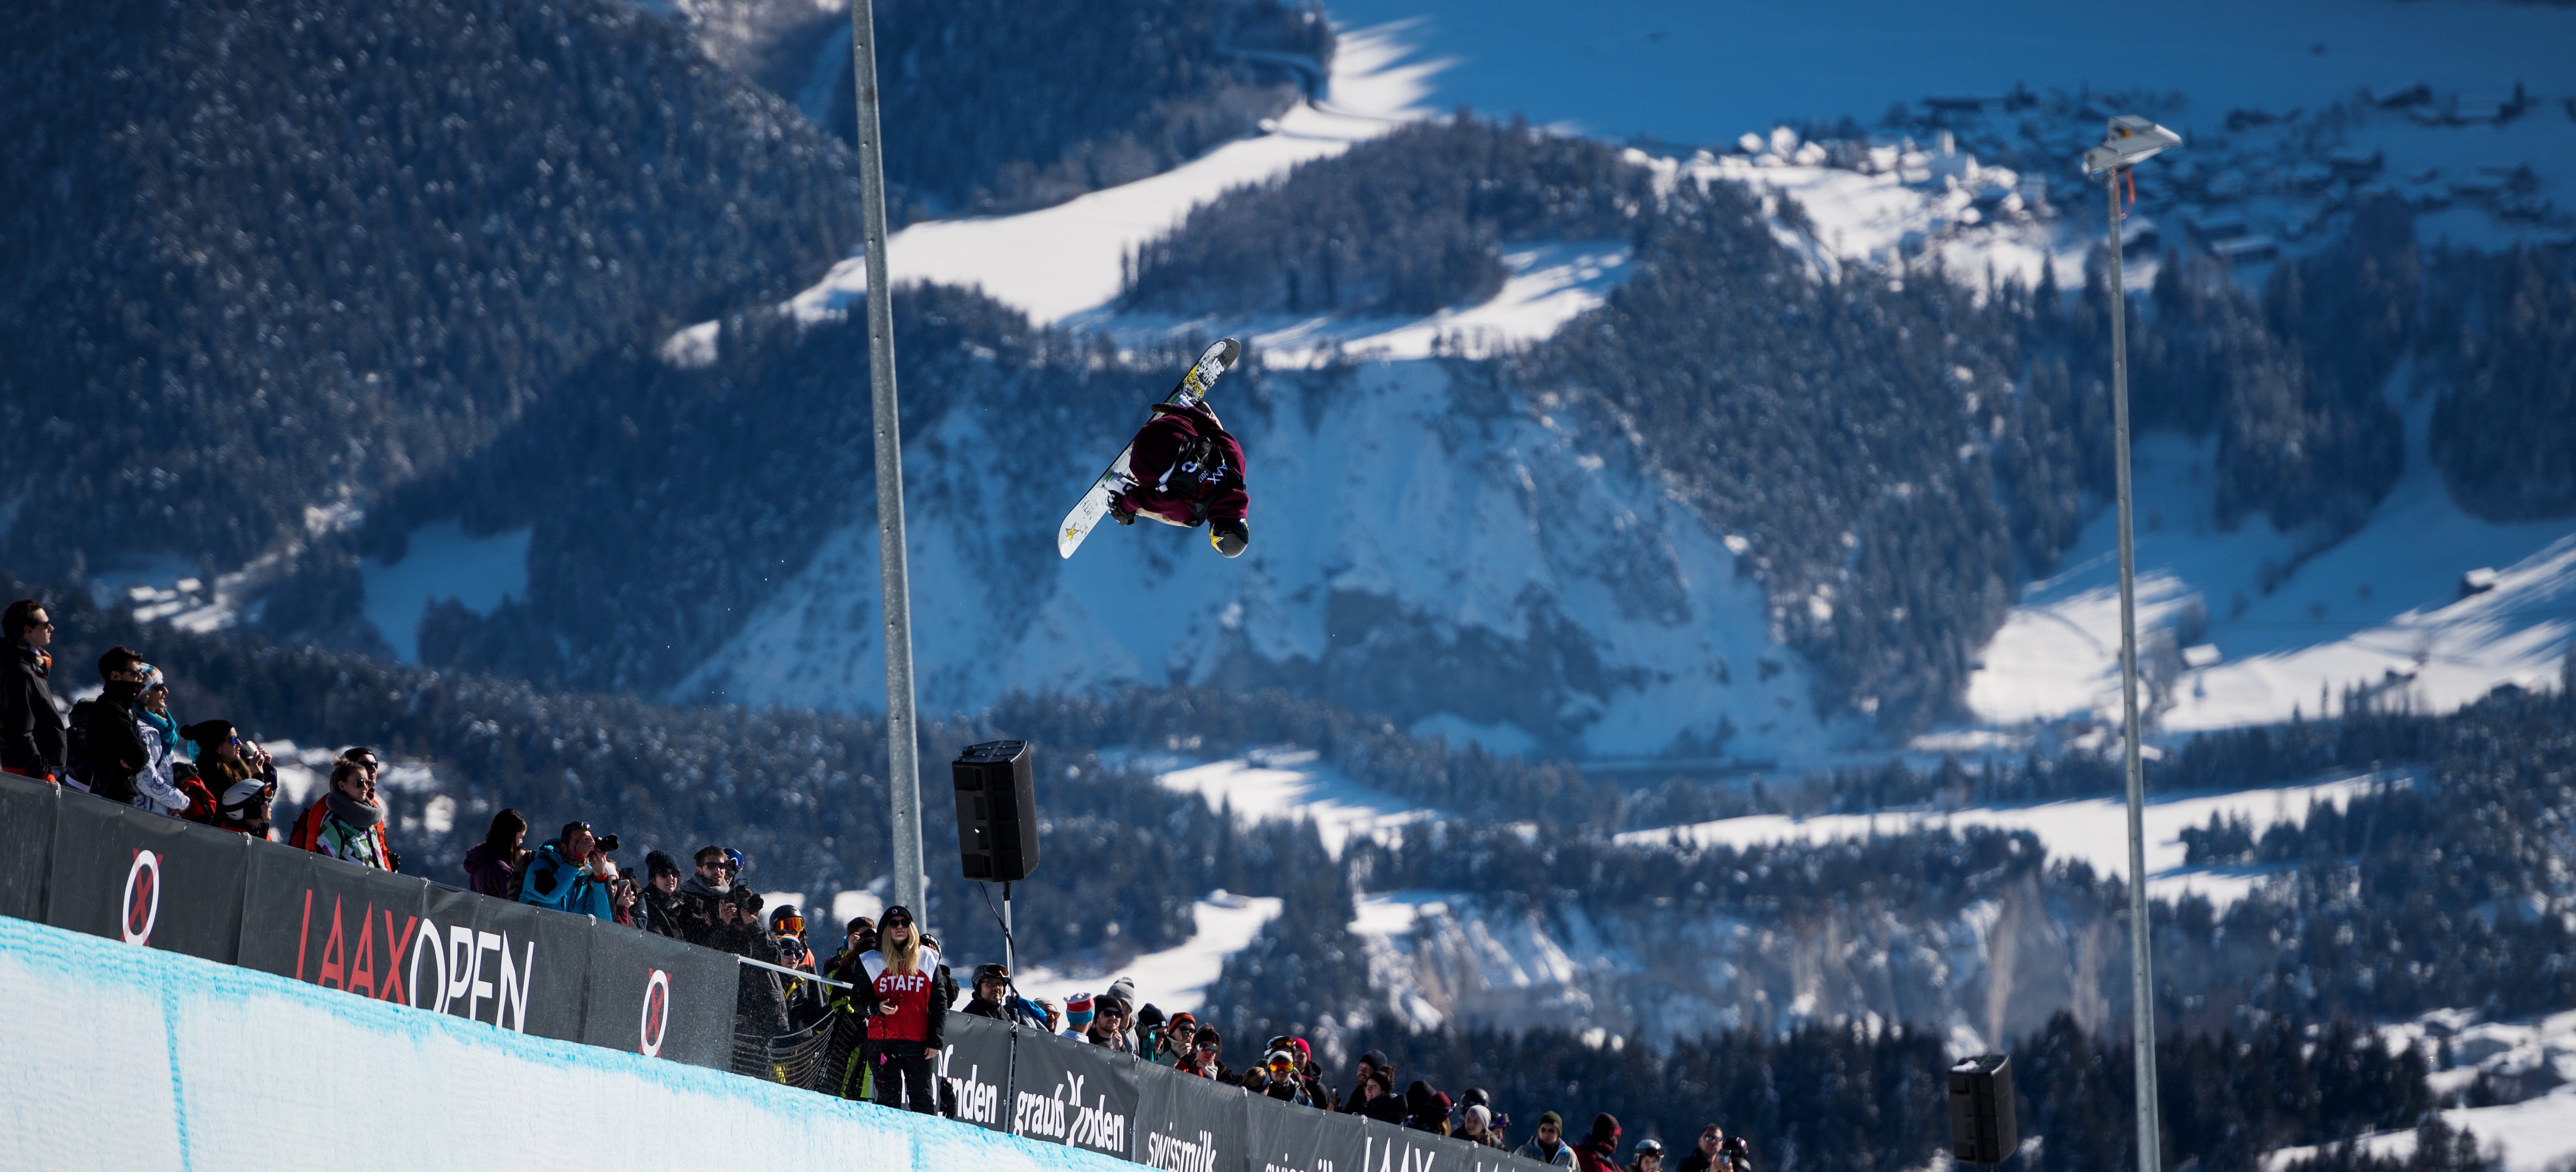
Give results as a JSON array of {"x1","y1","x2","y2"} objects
[{"x1": 1210, "y1": 518, "x2": 1249, "y2": 558}]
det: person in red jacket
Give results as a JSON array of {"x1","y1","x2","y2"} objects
[
  {"x1": 1106, "y1": 401, "x2": 1251, "y2": 557},
  {"x1": 858, "y1": 905, "x2": 945, "y2": 1114},
  {"x1": 1574, "y1": 1114, "x2": 1625, "y2": 1172}
]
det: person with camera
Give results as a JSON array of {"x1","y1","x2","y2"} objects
[
  {"x1": 691, "y1": 885, "x2": 791, "y2": 1037},
  {"x1": 858, "y1": 905, "x2": 943, "y2": 1114},
  {"x1": 518, "y1": 822, "x2": 615, "y2": 920},
  {"x1": 676, "y1": 845, "x2": 730, "y2": 929},
  {"x1": 184, "y1": 719, "x2": 275, "y2": 830}
]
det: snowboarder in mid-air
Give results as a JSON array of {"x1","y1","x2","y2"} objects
[
  {"x1": 1056, "y1": 337, "x2": 1251, "y2": 559},
  {"x1": 1105, "y1": 396, "x2": 1250, "y2": 557}
]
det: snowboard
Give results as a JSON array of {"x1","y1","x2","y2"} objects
[{"x1": 1056, "y1": 337, "x2": 1243, "y2": 559}]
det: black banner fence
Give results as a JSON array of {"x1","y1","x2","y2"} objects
[
  {"x1": 0, "y1": 773, "x2": 731, "y2": 1069},
  {"x1": 3, "y1": 773, "x2": 1556, "y2": 1170},
  {"x1": 942, "y1": 1016, "x2": 1556, "y2": 1172}
]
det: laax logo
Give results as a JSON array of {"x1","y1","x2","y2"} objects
[
  {"x1": 1363, "y1": 1135, "x2": 1438, "y2": 1172},
  {"x1": 639, "y1": 969, "x2": 671, "y2": 1058},
  {"x1": 121, "y1": 849, "x2": 163, "y2": 945}
]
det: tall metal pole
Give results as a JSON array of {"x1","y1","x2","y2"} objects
[
  {"x1": 849, "y1": 0, "x2": 925, "y2": 920},
  {"x1": 2106, "y1": 168, "x2": 2164, "y2": 1172}
]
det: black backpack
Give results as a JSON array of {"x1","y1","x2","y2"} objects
[{"x1": 62, "y1": 697, "x2": 95, "y2": 789}]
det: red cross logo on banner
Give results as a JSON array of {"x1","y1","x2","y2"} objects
[{"x1": 121, "y1": 849, "x2": 163, "y2": 945}]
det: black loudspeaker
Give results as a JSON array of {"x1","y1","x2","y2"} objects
[
  {"x1": 1948, "y1": 1054, "x2": 2017, "y2": 1166},
  {"x1": 952, "y1": 740, "x2": 1039, "y2": 882}
]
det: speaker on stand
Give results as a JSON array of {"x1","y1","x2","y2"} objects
[
  {"x1": 953, "y1": 739, "x2": 1040, "y2": 1132},
  {"x1": 1948, "y1": 1053, "x2": 2018, "y2": 1169}
]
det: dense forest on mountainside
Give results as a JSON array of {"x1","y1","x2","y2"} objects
[
  {"x1": 359, "y1": 282, "x2": 1139, "y2": 691},
  {"x1": 825, "y1": 0, "x2": 1331, "y2": 217},
  {"x1": 1313, "y1": 1013, "x2": 2458, "y2": 1172},
  {"x1": 1123, "y1": 116, "x2": 1658, "y2": 315},
  {"x1": 0, "y1": 0, "x2": 866, "y2": 579},
  {"x1": 2425, "y1": 242, "x2": 2576, "y2": 521},
  {"x1": 1205, "y1": 678, "x2": 2576, "y2": 1059}
]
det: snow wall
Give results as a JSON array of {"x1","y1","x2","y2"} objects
[{"x1": 0, "y1": 915, "x2": 1130, "y2": 1172}]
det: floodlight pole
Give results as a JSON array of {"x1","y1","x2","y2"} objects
[
  {"x1": 2104, "y1": 162, "x2": 2164, "y2": 1172},
  {"x1": 849, "y1": 0, "x2": 925, "y2": 919}
]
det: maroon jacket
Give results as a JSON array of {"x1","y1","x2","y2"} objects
[{"x1": 1114, "y1": 403, "x2": 1248, "y2": 526}]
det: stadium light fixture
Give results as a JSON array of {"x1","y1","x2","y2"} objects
[{"x1": 2085, "y1": 112, "x2": 2178, "y2": 1172}]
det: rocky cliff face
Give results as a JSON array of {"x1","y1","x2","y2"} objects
[
  {"x1": 1362, "y1": 873, "x2": 2131, "y2": 1054},
  {"x1": 672, "y1": 355, "x2": 1844, "y2": 761}
]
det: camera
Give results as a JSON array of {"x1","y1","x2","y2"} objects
[{"x1": 596, "y1": 833, "x2": 620, "y2": 853}]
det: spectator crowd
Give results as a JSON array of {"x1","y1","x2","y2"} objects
[{"x1": 2, "y1": 599, "x2": 1757, "y2": 1170}]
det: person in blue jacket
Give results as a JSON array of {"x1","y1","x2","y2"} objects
[{"x1": 519, "y1": 821, "x2": 614, "y2": 921}]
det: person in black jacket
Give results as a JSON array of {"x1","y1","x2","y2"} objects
[
  {"x1": 82, "y1": 646, "x2": 152, "y2": 804},
  {"x1": 0, "y1": 600, "x2": 67, "y2": 781}
]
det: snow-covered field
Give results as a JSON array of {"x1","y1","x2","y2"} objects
[
  {"x1": 1152, "y1": 748, "x2": 1438, "y2": 858},
  {"x1": 1011, "y1": 892, "x2": 1285, "y2": 1019},
  {"x1": 359, "y1": 522, "x2": 533, "y2": 662},
  {"x1": 1966, "y1": 389, "x2": 2576, "y2": 735},
  {"x1": 1614, "y1": 770, "x2": 2399, "y2": 908}
]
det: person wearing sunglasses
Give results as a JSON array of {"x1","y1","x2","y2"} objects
[
  {"x1": 288, "y1": 750, "x2": 396, "y2": 871},
  {"x1": 858, "y1": 905, "x2": 945, "y2": 1114},
  {"x1": 1175, "y1": 1025, "x2": 1230, "y2": 1082},
  {"x1": 0, "y1": 599, "x2": 67, "y2": 783},
  {"x1": 1086, "y1": 994, "x2": 1139, "y2": 1055},
  {"x1": 180, "y1": 718, "x2": 272, "y2": 828}
]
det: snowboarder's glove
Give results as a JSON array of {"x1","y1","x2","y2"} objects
[{"x1": 1108, "y1": 497, "x2": 1137, "y2": 526}]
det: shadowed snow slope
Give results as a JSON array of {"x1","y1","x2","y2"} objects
[{"x1": 0, "y1": 916, "x2": 1122, "y2": 1172}]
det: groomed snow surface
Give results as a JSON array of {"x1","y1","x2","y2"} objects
[{"x1": 0, "y1": 915, "x2": 1124, "y2": 1172}]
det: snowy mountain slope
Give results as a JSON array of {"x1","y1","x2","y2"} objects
[
  {"x1": 673, "y1": 354, "x2": 1842, "y2": 758},
  {"x1": 1965, "y1": 379, "x2": 2576, "y2": 735},
  {"x1": 772, "y1": 24, "x2": 1438, "y2": 330}
]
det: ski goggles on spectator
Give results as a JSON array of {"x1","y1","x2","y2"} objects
[{"x1": 775, "y1": 913, "x2": 805, "y2": 935}]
